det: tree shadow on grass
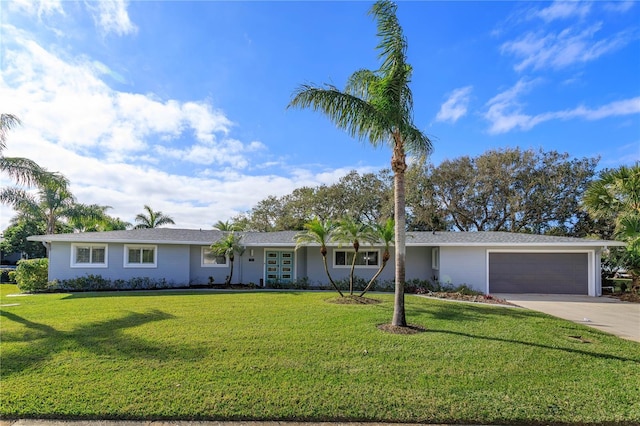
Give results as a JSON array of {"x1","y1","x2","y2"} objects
[
  {"x1": 401, "y1": 300, "x2": 640, "y2": 364},
  {"x1": 0, "y1": 309, "x2": 203, "y2": 377},
  {"x1": 424, "y1": 328, "x2": 640, "y2": 363}
]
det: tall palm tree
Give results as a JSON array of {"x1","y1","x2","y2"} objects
[
  {"x1": 360, "y1": 218, "x2": 394, "y2": 297},
  {"x1": 133, "y1": 205, "x2": 176, "y2": 229},
  {"x1": 332, "y1": 216, "x2": 378, "y2": 295},
  {"x1": 1, "y1": 113, "x2": 67, "y2": 188},
  {"x1": 288, "y1": 1, "x2": 432, "y2": 326},
  {"x1": 210, "y1": 231, "x2": 244, "y2": 285},
  {"x1": 295, "y1": 218, "x2": 344, "y2": 297}
]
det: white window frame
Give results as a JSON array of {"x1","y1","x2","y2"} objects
[
  {"x1": 201, "y1": 247, "x2": 229, "y2": 267},
  {"x1": 71, "y1": 243, "x2": 108, "y2": 268},
  {"x1": 432, "y1": 247, "x2": 440, "y2": 270},
  {"x1": 124, "y1": 244, "x2": 157, "y2": 268},
  {"x1": 333, "y1": 249, "x2": 380, "y2": 269}
]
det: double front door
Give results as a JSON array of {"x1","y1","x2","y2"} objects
[{"x1": 265, "y1": 251, "x2": 294, "y2": 285}]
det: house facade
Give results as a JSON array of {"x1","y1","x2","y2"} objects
[{"x1": 28, "y1": 228, "x2": 623, "y2": 296}]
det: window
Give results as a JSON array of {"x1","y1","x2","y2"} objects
[
  {"x1": 432, "y1": 247, "x2": 440, "y2": 270},
  {"x1": 201, "y1": 247, "x2": 228, "y2": 267},
  {"x1": 124, "y1": 245, "x2": 157, "y2": 268},
  {"x1": 71, "y1": 244, "x2": 107, "y2": 268},
  {"x1": 334, "y1": 250, "x2": 379, "y2": 268}
]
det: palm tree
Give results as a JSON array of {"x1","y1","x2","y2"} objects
[
  {"x1": 134, "y1": 205, "x2": 176, "y2": 229},
  {"x1": 332, "y1": 217, "x2": 378, "y2": 295},
  {"x1": 67, "y1": 204, "x2": 130, "y2": 232},
  {"x1": 210, "y1": 232, "x2": 244, "y2": 285},
  {"x1": 1, "y1": 180, "x2": 76, "y2": 236},
  {"x1": 213, "y1": 220, "x2": 241, "y2": 231},
  {"x1": 288, "y1": 1, "x2": 432, "y2": 326},
  {"x1": 1, "y1": 113, "x2": 67, "y2": 188},
  {"x1": 360, "y1": 218, "x2": 394, "y2": 297},
  {"x1": 583, "y1": 164, "x2": 640, "y2": 286},
  {"x1": 295, "y1": 218, "x2": 344, "y2": 297}
]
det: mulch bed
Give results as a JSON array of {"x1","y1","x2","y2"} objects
[
  {"x1": 327, "y1": 295, "x2": 382, "y2": 304},
  {"x1": 611, "y1": 293, "x2": 640, "y2": 303},
  {"x1": 420, "y1": 291, "x2": 517, "y2": 306}
]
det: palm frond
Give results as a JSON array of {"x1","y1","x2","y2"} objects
[
  {"x1": 289, "y1": 84, "x2": 389, "y2": 147},
  {"x1": 369, "y1": 0, "x2": 408, "y2": 76},
  {"x1": 0, "y1": 113, "x2": 21, "y2": 152}
]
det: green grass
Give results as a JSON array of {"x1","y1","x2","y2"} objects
[{"x1": 1, "y1": 284, "x2": 639, "y2": 424}]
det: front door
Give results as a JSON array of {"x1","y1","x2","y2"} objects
[{"x1": 265, "y1": 251, "x2": 294, "y2": 285}]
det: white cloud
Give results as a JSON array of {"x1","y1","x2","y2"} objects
[
  {"x1": 603, "y1": 1, "x2": 635, "y2": 14},
  {"x1": 501, "y1": 23, "x2": 633, "y2": 72},
  {"x1": 436, "y1": 86, "x2": 473, "y2": 123},
  {"x1": 484, "y1": 80, "x2": 640, "y2": 134},
  {"x1": 534, "y1": 1, "x2": 591, "y2": 22},
  {"x1": 8, "y1": 0, "x2": 64, "y2": 19},
  {"x1": 0, "y1": 28, "x2": 242, "y2": 166},
  {"x1": 0, "y1": 22, "x2": 368, "y2": 232},
  {"x1": 85, "y1": 0, "x2": 137, "y2": 36}
]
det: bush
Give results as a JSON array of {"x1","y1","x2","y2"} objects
[
  {"x1": 12, "y1": 258, "x2": 48, "y2": 293},
  {"x1": 47, "y1": 275, "x2": 175, "y2": 292}
]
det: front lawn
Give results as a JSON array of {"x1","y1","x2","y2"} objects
[{"x1": 1, "y1": 284, "x2": 638, "y2": 424}]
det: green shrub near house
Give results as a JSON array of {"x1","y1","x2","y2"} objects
[{"x1": 11, "y1": 258, "x2": 48, "y2": 293}]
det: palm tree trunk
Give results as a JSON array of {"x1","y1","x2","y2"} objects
[
  {"x1": 359, "y1": 259, "x2": 387, "y2": 297},
  {"x1": 228, "y1": 259, "x2": 234, "y2": 285},
  {"x1": 392, "y1": 137, "x2": 407, "y2": 327},
  {"x1": 323, "y1": 255, "x2": 344, "y2": 297},
  {"x1": 349, "y1": 248, "x2": 358, "y2": 295}
]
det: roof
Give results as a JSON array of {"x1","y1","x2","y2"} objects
[{"x1": 27, "y1": 228, "x2": 624, "y2": 247}]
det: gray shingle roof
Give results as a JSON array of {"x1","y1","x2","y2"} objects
[{"x1": 27, "y1": 228, "x2": 622, "y2": 247}]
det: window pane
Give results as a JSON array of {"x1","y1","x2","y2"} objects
[
  {"x1": 215, "y1": 255, "x2": 226, "y2": 264},
  {"x1": 76, "y1": 247, "x2": 90, "y2": 263},
  {"x1": 366, "y1": 251, "x2": 378, "y2": 266},
  {"x1": 203, "y1": 249, "x2": 217, "y2": 264},
  {"x1": 347, "y1": 252, "x2": 356, "y2": 265},
  {"x1": 142, "y1": 248, "x2": 154, "y2": 263},
  {"x1": 92, "y1": 248, "x2": 105, "y2": 264},
  {"x1": 335, "y1": 251, "x2": 346, "y2": 266},
  {"x1": 128, "y1": 249, "x2": 141, "y2": 264}
]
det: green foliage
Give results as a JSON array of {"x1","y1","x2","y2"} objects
[
  {"x1": 133, "y1": 204, "x2": 176, "y2": 229},
  {"x1": 584, "y1": 164, "x2": 640, "y2": 285},
  {"x1": 0, "y1": 219, "x2": 47, "y2": 259},
  {"x1": 430, "y1": 148, "x2": 598, "y2": 234},
  {"x1": 12, "y1": 258, "x2": 48, "y2": 292},
  {"x1": 47, "y1": 275, "x2": 173, "y2": 292}
]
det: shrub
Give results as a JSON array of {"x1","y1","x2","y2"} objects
[
  {"x1": 48, "y1": 275, "x2": 175, "y2": 292},
  {"x1": 12, "y1": 258, "x2": 48, "y2": 293}
]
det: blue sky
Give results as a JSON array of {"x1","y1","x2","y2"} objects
[{"x1": 1, "y1": 0, "x2": 639, "y2": 231}]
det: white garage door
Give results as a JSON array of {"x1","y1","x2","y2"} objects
[{"x1": 489, "y1": 252, "x2": 588, "y2": 294}]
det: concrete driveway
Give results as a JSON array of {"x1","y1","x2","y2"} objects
[{"x1": 495, "y1": 294, "x2": 640, "y2": 342}]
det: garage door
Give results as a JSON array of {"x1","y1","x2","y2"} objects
[{"x1": 489, "y1": 252, "x2": 588, "y2": 294}]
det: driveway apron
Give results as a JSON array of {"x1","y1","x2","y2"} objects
[{"x1": 495, "y1": 294, "x2": 640, "y2": 342}]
